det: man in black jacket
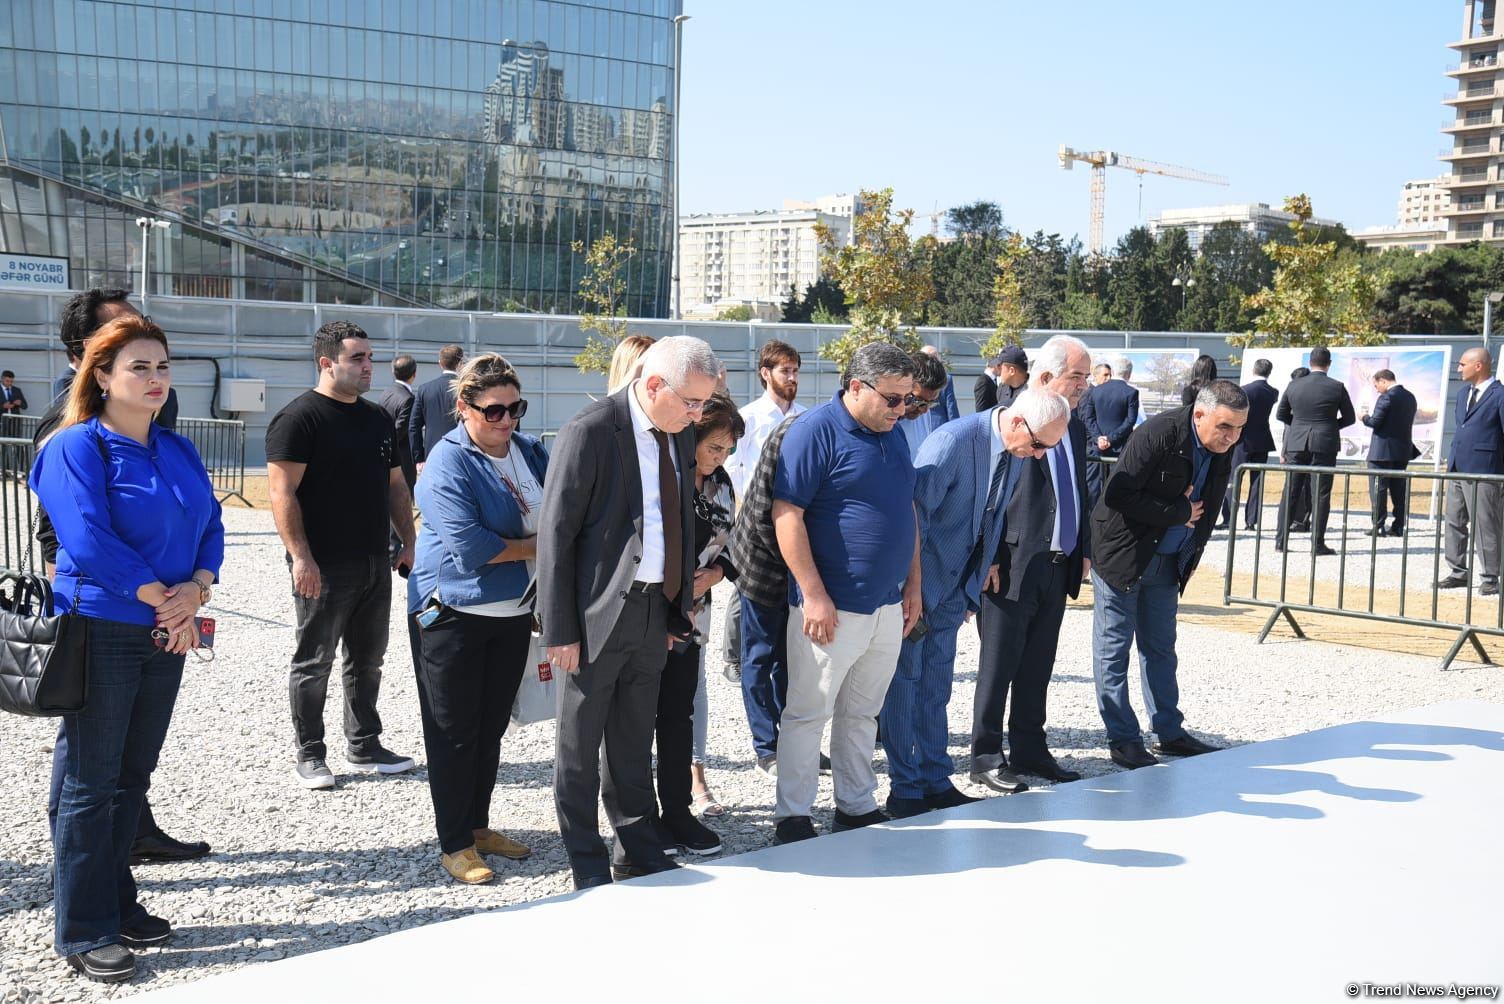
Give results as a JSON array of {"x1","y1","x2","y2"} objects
[
  {"x1": 1090, "y1": 380, "x2": 1248, "y2": 769},
  {"x1": 1220, "y1": 358, "x2": 1278, "y2": 530},
  {"x1": 1274, "y1": 347, "x2": 1356, "y2": 556},
  {"x1": 1361, "y1": 368, "x2": 1418, "y2": 537}
]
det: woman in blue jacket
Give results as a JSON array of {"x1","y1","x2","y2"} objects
[
  {"x1": 409, "y1": 353, "x2": 547, "y2": 885},
  {"x1": 31, "y1": 315, "x2": 223, "y2": 984}
]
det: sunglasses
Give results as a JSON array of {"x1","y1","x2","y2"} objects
[
  {"x1": 470, "y1": 399, "x2": 527, "y2": 423},
  {"x1": 1020, "y1": 417, "x2": 1051, "y2": 452},
  {"x1": 859, "y1": 379, "x2": 918, "y2": 410}
]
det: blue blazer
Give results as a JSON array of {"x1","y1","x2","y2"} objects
[
  {"x1": 937, "y1": 375, "x2": 961, "y2": 423},
  {"x1": 1363, "y1": 384, "x2": 1417, "y2": 465},
  {"x1": 1079, "y1": 379, "x2": 1139, "y2": 454},
  {"x1": 911, "y1": 410, "x2": 1009, "y2": 613},
  {"x1": 1448, "y1": 380, "x2": 1504, "y2": 474},
  {"x1": 1240, "y1": 379, "x2": 1279, "y2": 454},
  {"x1": 408, "y1": 426, "x2": 550, "y2": 613}
]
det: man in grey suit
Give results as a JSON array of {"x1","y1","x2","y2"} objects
[
  {"x1": 408, "y1": 344, "x2": 464, "y2": 471},
  {"x1": 537, "y1": 336, "x2": 720, "y2": 889},
  {"x1": 1275, "y1": 347, "x2": 1356, "y2": 556}
]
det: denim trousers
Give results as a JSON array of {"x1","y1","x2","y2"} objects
[
  {"x1": 1090, "y1": 553, "x2": 1187, "y2": 745},
  {"x1": 288, "y1": 555, "x2": 391, "y2": 760},
  {"x1": 53, "y1": 618, "x2": 185, "y2": 956},
  {"x1": 737, "y1": 595, "x2": 789, "y2": 760},
  {"x1": 880, "y1": 586, "x2": 966, "y2": 799}
]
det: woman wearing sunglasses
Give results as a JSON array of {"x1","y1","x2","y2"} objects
[{"x1": 408, "y1": 353, "x2": 547, "y2": 885}]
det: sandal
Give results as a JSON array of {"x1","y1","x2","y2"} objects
[{"x1": 691, "y1": 789, "x2": 726, "y2": 817}]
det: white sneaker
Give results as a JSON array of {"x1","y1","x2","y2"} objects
[{"x1": 294, "y1": 757, "x2": 336, "y2": 790}]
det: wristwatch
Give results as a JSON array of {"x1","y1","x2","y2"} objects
[{"x1": 192, "y1": 575, "x2": 213, "y2": 605}]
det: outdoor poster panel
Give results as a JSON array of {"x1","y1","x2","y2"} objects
[
  {"x1": 1088, "y1": 348, "x2": 1198, "y2": 425},
  {"x1": 0, "y1": 253, "x2": 69, "y2": 292},
  {"x1": 1237, "y1": 346, "x2": 1453, "y2": 464}
]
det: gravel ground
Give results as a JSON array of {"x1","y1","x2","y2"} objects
[{"x1": 3, "y1": 506, "x2": 1503, "y2": 1002}]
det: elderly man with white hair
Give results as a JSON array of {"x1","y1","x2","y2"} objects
[
  {"x1": 881, "y1": 386, "x2": 1072, "y2": 817},
  {"x1": 538, "y1": 335, "x2": 721, "y2": 889},
  {"x1": 970, "y1": 335, "x2": 1095, "y2": 791}
]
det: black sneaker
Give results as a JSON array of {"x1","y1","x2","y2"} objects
[
  {"x1": 831, "y1": 808, "x2": 889, "y2": 832},
  {"x1": 818, "y1": 752, "x2": 833, "y2": 775},
  {"x1": 662, "y1": 813, "x2": 722, "y2": 856},
  {"x1": 66, "y1": 945, "x2": 135, "y2": 983},
  {"x1": 650, "y1": 817, "x2": 680, "y2": 857},
  {"x1": 755, "y1": 755, "x2": 778, "y2": 779},
  {"x1": 346, "y1": 746, "x2": 416, "y2": 775},
  {"x1": 293, "y1": 757, "x2": 336, "y2": 790},
  {"x1": 772, "y1": 816, "x2": 818, "y2": 845},
  {"x1": 119, "y1": 913, "x2": 172, "y2": 949}
]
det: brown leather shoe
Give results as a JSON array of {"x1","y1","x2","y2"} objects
[
  {"x1": 441, "y1": 847, "x2": 494, "y2": 884},
  {"x1": 473, "y1": 829, "x2": 531, "y2": 860}
]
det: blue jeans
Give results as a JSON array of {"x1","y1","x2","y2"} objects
[
  {"x1": 738, "y1": 595, "x2": 789, "y2": 760},
  {"x1": 1090, "y1": 553, "x2": 1187, "y2": 746},
  {"x1": 880, "y1": 587, "x2": 965, "y2": 799},
  {"x1": 53, "y1": 619, "x2": 185, "y2": 956}
]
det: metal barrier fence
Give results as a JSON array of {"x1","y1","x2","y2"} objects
[
  {"x1": 0, "y1": 436, "x2": 39, "y2": 575},
  {"x1": 1222, "y1": 462, "x2": 1504, "y2": 670}
]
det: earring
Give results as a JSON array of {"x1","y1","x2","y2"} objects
[{"x1": 100, "y1": 390, "x2": 108, "y2": 400}]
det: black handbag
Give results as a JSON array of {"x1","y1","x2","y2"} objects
[{"x1": 0, "y1": 535, "x2": 89, "y2": 717}]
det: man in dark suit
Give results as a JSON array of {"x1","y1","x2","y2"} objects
[
  {"x1": 972, "y1": 335, "x2": 1093, "y2": 793},
  {"x1": 378, "y1": 355, "x2": 418, "y2": 560},
  {"x1": 408, "y1": 344, "x2": 464, "y2": 471},
  {"x1": 1220, "y1": 358, "x2": 1278, "y2": 530},
  {"x1": 1, "y1": 370, "x2": 27, "y2": 415},
  {"x1": 1078, "y1": 354, "x2": 1140, "y2": 519},
  {"x1": 974, "y1": 359, "x2": 1000, "y2": 412},
  {"x1": 1361, "y1": 368, "x2": 1418, "y2": 538},
  {"x1": 537, "y1": 336, "x2": 718, "y2": 889},
  {"x1": 1439, "y1": 347, "x2": 1504, "y2": 595},
  {"x1": 1275, "y1": 347, "x2": 1356, "y2": 556}
]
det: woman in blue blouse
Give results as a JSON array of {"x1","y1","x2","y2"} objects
[
  {"x1": 409, "y1": 353, "x2": 547, "y2": 885},
  {"x1": 31, "y1": 315, "x2": 224, "y2": 984}
]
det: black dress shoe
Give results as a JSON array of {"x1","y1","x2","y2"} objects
[
  {"x1": 1483, "y1": 582, "x2": 1500, "y2": 597},
  {"x1": 119, "y1": 913, "x2": 172, "y2": 949},
  {"x1": 1010, "y1": 757, "x2": 1083, "y2": 783},
  {"x1": 1387, "y1": 526, "x2": 1405, "y2": 537},
  {"x1": 884, "y1": 794, "x2": 930, "y2": 819},
  {"x1": 1290, "y1": 522, "x2": 1311, "y2": 533},
  {"x1": 661, "y1": 812, "x2": 721, "y2": 856},
  {"x1": 968, "y1": 767, "x2": 1029, "y2": 794},
  {"x1": 772, "y1": 816, "x2": 818, "y2": 844},
  {"x1": 831, "y1": 808, "x2": 889, "y2": 832},
  {"x1": 573, "y1": 873, "x2": 613, "y2": 891},
  {"x1": 1109, "y1": 741, "x2": 1157, "y2": 769},
  {"x1": 923, "y1": 785, "x2": 983, "y2": 810},
  {"x1": 67, "y1": 945, "x2": 136, "y2": 983},
  {"x1": 1213, "y1": 521, "x2": 1229, "y2": 531},
  {"x1": 1437, "y1": 574, "x2": 1469, "y2": 589},
  {"x1": 129, "y1": 829, "x2": 211, "y2": 866},
  {"x1": 1153, "y1": 734, "x2": 1222, "y2": 757},
  {"x1": 1365, "y1": 527, "x2": 1385, "y2": 537},
  {"x1": 610, "y1": 857, "x2": 681, "y2": 881},
  {"x1": 1312, "y1": 545, "x2": 1337, "y2": 557}
]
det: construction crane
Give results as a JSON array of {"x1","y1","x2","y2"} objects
[{"x1": 1058, "y1": 145, "x2": 1228, "y2": 256}]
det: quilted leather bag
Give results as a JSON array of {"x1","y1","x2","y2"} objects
[{"x1": 0, "y1": 569, "x2": 88, "y2": 716}]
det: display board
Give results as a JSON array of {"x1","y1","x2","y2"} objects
[{"x1": 1087, "y1": 348, "x2": 1199, "y2": 425}]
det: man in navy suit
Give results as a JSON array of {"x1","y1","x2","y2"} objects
[
  {"x1": 1361, "y1": 368, "x2": 1417, "y2": 537},
  {"x1": 1440, "y1": 347, "x2": 1504, "y2": 595},
  {"x1": 408, "y1": 344, "x2": 464, "y2": 472},
  {"x1": 881, "y1": 387, "x2": 1070, "y2": 817},
  {"x1": 1078, "y1": 355, "x2": 1140, "y2": 518},
  {"x1": 971, "y1": 335, "x2": 1094, "y2": 792},
  {"x1": 1220, "y1": 358, "x2": 1279, "y2": 530}
]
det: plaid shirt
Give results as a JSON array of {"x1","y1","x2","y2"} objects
[{"x1": 728, "y1": 413, "x2": 801, "y2": 609}]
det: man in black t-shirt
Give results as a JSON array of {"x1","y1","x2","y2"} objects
[{"x1": 266, "y1": 320, "x2": 417, "y2": 791}]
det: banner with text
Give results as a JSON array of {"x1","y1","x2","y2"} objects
[{"x1": 0, "y1": 253, "x2": 70, "y2": 292}]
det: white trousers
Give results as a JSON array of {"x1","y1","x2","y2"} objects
[{"x1": 775, "y1": 603, "x2": 903, "y2": 819}]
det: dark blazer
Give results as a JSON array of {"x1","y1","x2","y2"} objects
[
  {"x1": 378, "y1": 382, "x2": 417, "y2": 487},
  {"x1": 1239, "y1": 378, "x2": 1279, "y2": 454},
  {"x1": 1, "y1": 383, "x2": 28, "y2": 413},
  {"x1": 1078, "y1": 378, "x2": 1139, "y2": 454},
  {"x1": 996, "y1": 380, "x2": 1023, "y2": 409},
  {"x1": 409, "y1": 371, "x2": 458, "y2": 463},
  {"x1": 1091, "y1": 405, "x2": 1232, "y2": 594},
  {"x1": 1276, "y1": 371, "x2": 1356, "y2": 456},
  {"x1": 994, "y1": 416, "x2": 1091, "y2": 602},
  {"x1": 1362, "y1": 384, "x2": 1418, "y2": 465},
  {"x1": 536, "y1": 387, "x2": 696, "y2": 665},
  {"x1": 973, "y1": 372, "x2": 998, "y2": 412},
  {"x1": 52, "y1": 371, "x2": 73, "y2": 402},
  {"x1": 1448, "y1": 380, "x2": 1504, "y2": 474}
]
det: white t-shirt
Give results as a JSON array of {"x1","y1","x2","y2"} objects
[{"x1": 453, "y1": 447, "x2": 544, "y2": 618}]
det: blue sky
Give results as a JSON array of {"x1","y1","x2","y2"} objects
[{"x1": 678, "y1": 1, "x2": 1461, "y2": 244}]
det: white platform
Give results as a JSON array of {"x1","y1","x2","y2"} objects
[{"x1": 135, "y1": 701, "x2": 1504, "y2": 1003}]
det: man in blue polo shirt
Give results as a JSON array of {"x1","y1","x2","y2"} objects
[{"x1": 769, "y1": 342, "x2": 923, "y2": 844}]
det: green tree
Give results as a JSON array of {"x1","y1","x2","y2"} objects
[
  {"x1": 814, "y1": 187, "x2": 937, "y2": 371},
  {"x1": 781, "y1": 277, "x2": 848, "y2": 323},
  {"x1": 929, "y1": 235, "x2": 1000, "y2": 328},
  {"x1": 1061, "y1": 252, "x2": 1112, "y2": 330},
  {"x1": 1179, "y1": 222, "x2": 1273, "y2": 333},
  {"x1": 980, "y1": 233, "x2": 1029, "y2": 361},
  {"x1": 571, "y1": 233, "x2": 636, "y2": 373},
  {"x1": 945, "y1": 201, "x2": 1005, "y2": 241},
  {"x1": 714, "y1": 304, "x2": 754, "y2": 322},
  {"x1": 1235, "y1": 195, "x2": 1384, "y2": 352},
  {"x1": 1369, "y1": 243, "x2": 1504, "y2": 335},
  {"x1": 1106, "y1": 226, "x2": 1175, "y2": 331},
  {"x1": 1016, "y1": 231, "x2": 1074, "y2": 329}
]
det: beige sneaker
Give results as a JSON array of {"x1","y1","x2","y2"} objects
[
  {"x1": 473, "y1": 828, "x2": 531, "y2": 860},
  {"x1": 441, "y1": 847, "x2": 494, "y2": 884}
]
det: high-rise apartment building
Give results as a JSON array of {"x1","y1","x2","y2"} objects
[
  {"x1": 678, "y1": 194, "x2": 861, "y2": 312},
  {"x1": 1398, "y1": 176, "x2": 1453, "y2": 226},
  {"x1": 0, "y1": 1, "x2": 681, "y2": 314},
  {"x1": 1442, "y1": 1, "x2": 1504, "y2": 244}
]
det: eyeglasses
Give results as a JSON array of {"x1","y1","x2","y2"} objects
[
  {"x1": 701, "y1": 441, "x2": 736, "y2": 458},
  {"x1": 859, "y1": 379, "x2": 918, "y2": 410},
  {"x1": 664, "y1": 384, "x2": 708, "y2": 413},
  {"x1": 470, "y1": 399, "x2": 527, "y2": 423},
  {"x1": 910, "y1": 395, "x2": 939, "y2": 412},
  {"x1": 1020, "y1": 417, "x2": 1050, "y2": 452}
]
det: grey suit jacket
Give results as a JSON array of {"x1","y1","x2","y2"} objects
[{"x1": 537, "y1": 387, "x2": 696, "y2": 666}]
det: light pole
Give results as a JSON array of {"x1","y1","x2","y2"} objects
[
  {"x1": 670, "y1": 13, "x2": 689, "y2": 321},
  {"x1": 1485, "y1": 290, "x2": 1503, "y2": 350},
  {"x1": 1171, "y1": 273, "x2": 1195, "y2": 310},
  {"x1": 135, "y1": 216, "x2": 171, "y2": 304}
]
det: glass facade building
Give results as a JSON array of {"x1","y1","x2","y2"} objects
[{"x1": 0, "y1": 0, "x2": 680, "y2": 313}]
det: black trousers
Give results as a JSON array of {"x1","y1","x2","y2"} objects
[
  {"x1": 971, "y1": 560, "x2": 1068, "y2": 771},
  {"x1": 1222, "y1": 444, "x2": 1269, "y2": 527},
  {"x1": 1276, "y1": 450, "x2": 1337, "y2": 547},
  {"x1": 655, "y1": 640, "x2": 702, "y2": 821},
  {"x1": 554, "y1": 589, "x2": 671, "y2": 881},
  {"x1": 413, "y1": 607, "x2": 530, "y2": 855},
  {"x1": 1085, "y1": 449, "x2": 1114, "y2": 523},
  {"x1": 1369, "y1": 459, "x2": 1409, "y2": 531}
]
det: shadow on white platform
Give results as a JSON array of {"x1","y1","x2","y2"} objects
[{"x1": 132, "y1": 701, "x2": 1504, "y2": 1003}]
